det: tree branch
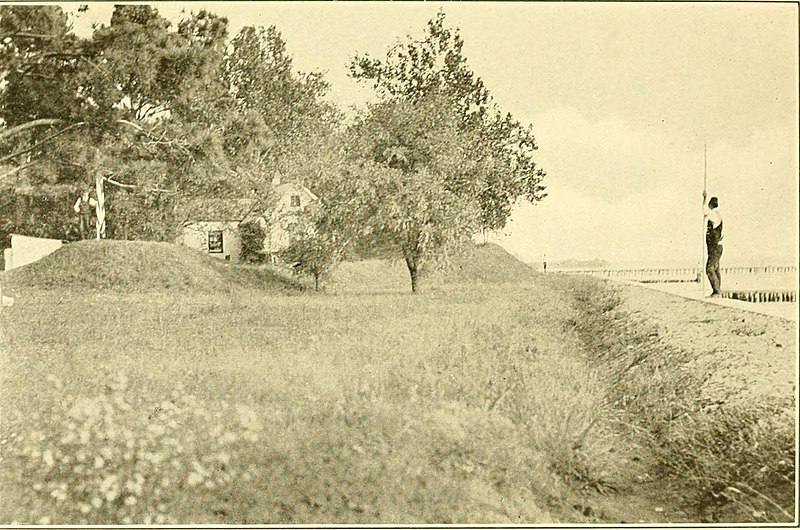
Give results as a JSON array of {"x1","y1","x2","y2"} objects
[
  {"x1": 0, "y1": 118, "x2": 65, "y2": 143},
  {"x1": 0, "y1": 161, "x2": 36, "y2": 182},
  {"x1": 104, "y1": 176, "x2": 176, "y2": 194},
  {"x1": 116, "y1": 119, "x2": 186, "y2": 147},
  {"x1": 0, "y1": 121, "x2": 86, "y2": 166},
  {"x1": 0, "y1": 32, "x2": 58, "y2": 40}
]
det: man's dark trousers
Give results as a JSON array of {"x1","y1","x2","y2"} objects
[{"x1": 706, "y1": 244, "x2": 723, "y2": 295}]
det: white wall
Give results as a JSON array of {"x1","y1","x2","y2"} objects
[
  {"x1": 265, "y1": 185, "x2": 317, "y2": 253},
  {"x1": 180, "y1": 221, "x2": 242, "y2": 262},
  {"x1": 5, "y1": 234, "x2": 64, "y2": 270}
]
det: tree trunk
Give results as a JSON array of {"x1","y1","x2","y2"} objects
[
  {"x1": 405, "y1": 253, "x2": 419, "y2": 293},
  {"x1": 313, "y1": 272, "x2": 320, "y2": 292}
]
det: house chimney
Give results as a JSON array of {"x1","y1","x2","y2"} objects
[{"x1": 271, "y1": 175, "x2": 281, "y2": 187}]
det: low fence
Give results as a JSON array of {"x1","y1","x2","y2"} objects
[
  {"x1": 554, "y1": 268, "x2": 700, "y2": 282},
  {"x1": 555, "y1": 266, "x2": 796, "y2": 281}
]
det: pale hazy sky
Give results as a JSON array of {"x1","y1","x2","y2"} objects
[{"x1": 65, "y1": 2, "x2": 799, "y2": 266}]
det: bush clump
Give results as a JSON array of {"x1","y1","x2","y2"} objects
[{"x1": 239, "y1": 221, "x2": 267, "y2": 264}]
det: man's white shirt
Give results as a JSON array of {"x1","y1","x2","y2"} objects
[
  {"x1": 704, "y1": 207, "x2": 722, "y2": 229},
  {"x1": 74, "y1": 196, "x2": 98, "y2": 213}
]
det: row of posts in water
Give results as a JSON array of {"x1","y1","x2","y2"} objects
[{"x1": 723, "y1": 291, "x2": 796, "y2": 303}]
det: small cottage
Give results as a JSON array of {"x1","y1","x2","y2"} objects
[
  {"x1": 178, "y1": 219, "x2": 244, "y2": 262},
  {"x1": 178, "y1": 179, "x2": 318, "y2": 262}
]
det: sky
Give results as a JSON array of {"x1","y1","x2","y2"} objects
[{"x1": 64, "y1": 1, "x2": 799, "y2": 267}]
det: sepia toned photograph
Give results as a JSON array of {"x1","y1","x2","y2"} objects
[{"x1": 0, "y1": 1, "x2": 797, "y2": 526}]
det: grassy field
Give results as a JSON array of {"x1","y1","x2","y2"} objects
[{"x1": 0, "y1": 241, "x2": 794, "y2": 524}]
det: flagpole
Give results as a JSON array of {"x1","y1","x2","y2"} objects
[{"x1": 701, "y1": 142, "x2": 707, "y2": 297}]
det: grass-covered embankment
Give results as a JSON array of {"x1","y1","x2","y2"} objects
[
  {"x1": 549, "y1": 273, "x2": 796, "y2": 523},
  {"x1": 2, "y1": 240, "x2": 302, "y2": 295},
  {"x1": 1, "y1": 243, "x2": 626, "y2": 524}
]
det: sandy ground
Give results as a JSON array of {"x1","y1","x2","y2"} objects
[
  {"x1": 612, "y1": 280, "x2": 797, "y2": 409},
  {"x1": 634, "y1": 280, "x2": 798, "y2": 321}
]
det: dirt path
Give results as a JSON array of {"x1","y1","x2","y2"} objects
[{"x1": 616, "y1": 282, "x2": 796, "y2": 410}]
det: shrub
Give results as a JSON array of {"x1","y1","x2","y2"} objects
[{"x1": 239, "y1": 220, "x2": 266, "y2": 264}]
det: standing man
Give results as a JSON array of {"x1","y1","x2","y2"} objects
[
  {"x1": 703, "y1": 193, "x2": 724, "y2": 297},
  {"x1": 74, "y1": 189, "x2": 98, "y2": 240}
]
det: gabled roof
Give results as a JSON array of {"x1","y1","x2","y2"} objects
[
  {"x1": 274, "y1": 182, "x2": 319, "y2": 202},
  {"x1": 183, "y1": 180, "x2": 319, "y2": 223}
]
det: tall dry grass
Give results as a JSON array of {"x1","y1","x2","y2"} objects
[
  {"x1": 552, "y1": 274, "x2": 795, "y2": 522},
  {"x1": 1, "y1": 265, "x2": 622, "y2": 524}
]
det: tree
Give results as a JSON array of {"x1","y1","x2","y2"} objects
[
  {"x1": 275, "y1": 128, "x2": 369, "y2": 291},
  {"x1": 223, "y1": 25, "x2": 336, "y2": 165},
  {"x1": 0, "y1": 6, "x2": 307, "y2": 243},
  {"x1": 346, "y1": 94, "x2": 482, "y2": 292},
  {"x1": 350, "y1": 11, "x2": 547, "y2": 233}
]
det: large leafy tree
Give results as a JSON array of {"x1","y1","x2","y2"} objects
[
  {"x1": 350, "y1": 11, "x2": 547, "y2": 233},
  {"x1": 0, "y1": 5, "x2": 229, "y2": 241},
  {"x1": 223, "y1": 25, "x2": 336, "y2": 165},
  {"x1": 345, "y1": 94, "x2": 481, "y2": 292}
]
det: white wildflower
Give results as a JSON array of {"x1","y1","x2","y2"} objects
[
  {"x1": 42, "y1": 450, "x2": 54, "y2": 467},
  {"x1": 236, "y1": 404, "x2": 263, "y2": 431},
  {"x1": 187, "y1": 472, "x2": 203, "y2": 487},
  {"x1": 147, "y1": 424, "x2": 166, "y2": 437},
  {"x1": 110, "y1": 373, "x2": 129, "y2": 392}
]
